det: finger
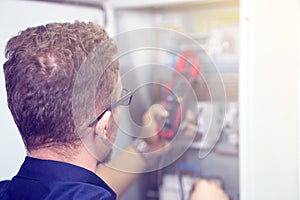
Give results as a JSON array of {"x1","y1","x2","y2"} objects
[
  {"x1": 193, "y1": 179, "x2": 209, "y2": 187},
  {"x1": 143, "y1": 104, "x2": 168, "y2": 129},
  {"x1": 208, "y1": 179, "x2": 223, "y2": 188},
  {"x1": 151, "y1": 104, "x2": 169, "y2": 121}
]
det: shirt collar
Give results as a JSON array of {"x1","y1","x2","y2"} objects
[{"x1": 17, "y1": 156, "x2": 116, "y2": 197}]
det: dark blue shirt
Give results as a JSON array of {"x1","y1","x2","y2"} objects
[{"x1": 0, "y1": 156, "x2": 116, "y2": 200}]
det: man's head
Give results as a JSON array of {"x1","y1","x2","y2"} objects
[{"x1": 3, "y1": 22, "x2": 119, "y2": 155}]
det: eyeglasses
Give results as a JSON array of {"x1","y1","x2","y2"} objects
[{"x1": 88, "y1": 88, "x2": 133, "y2": 127}]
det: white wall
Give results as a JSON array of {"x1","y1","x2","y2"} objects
[
  {"x1": 0, "y1": 0, "x2": 103, "y2": 179},
  {"x1": 240, "y1": 0, "x2": 299, "y2": 199}
]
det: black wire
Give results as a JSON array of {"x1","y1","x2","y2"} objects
[{"x1": 178, "y1": 171, "x2": 185, "y2": 200}]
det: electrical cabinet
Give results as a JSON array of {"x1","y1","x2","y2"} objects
[{"x1": 110, "y1": 1, "x2": 240, "y2": 200}]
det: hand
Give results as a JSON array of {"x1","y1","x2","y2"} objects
[
  {"x1": 141, "y1": 105, "x2": 198, "y2": 151},
  {"x1": 189, "y1": 179, "x2": 229, "y2": 200},
  {"x1": 141, "y1": 104, "x2": 169, "y2": 152}
]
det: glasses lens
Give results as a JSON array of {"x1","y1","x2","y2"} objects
[{"x1": 116, "y1": 84, "x2": 163, "y2": 135}]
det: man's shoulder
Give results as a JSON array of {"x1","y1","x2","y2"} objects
[
  {"x1": 0, "y1": 179, "x2": 116, "y2": 200},
  {"x1": 0, "y1": 180, "x2": 11, "y2": 199},
  {"x1": 0, "y1": 180, "x2": 10, "y2": 190}
]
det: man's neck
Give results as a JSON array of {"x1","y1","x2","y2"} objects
[{"x1": 28, "y1": 145, "x2": 97, "y2": 172}]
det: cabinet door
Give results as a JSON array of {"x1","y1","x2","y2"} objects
[{"x1": 239, "y1": 0, "x2": 300, "y2": 199}]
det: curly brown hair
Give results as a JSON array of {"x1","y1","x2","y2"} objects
[{"x1": 3, "y1": 22, "x2": 119, "y2": 152}]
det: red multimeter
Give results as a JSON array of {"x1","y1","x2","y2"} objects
[{"x1": 158, "y1": 50, "x2": 201, "y2": 140}]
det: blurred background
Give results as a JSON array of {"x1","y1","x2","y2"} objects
[{"x1": 0, "y1": 0, "x2": 299, "y2": 200}]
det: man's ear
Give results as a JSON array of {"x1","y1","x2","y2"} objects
[{"x1": 95, "y1": 111, "x2": 112, "y2": 140}]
